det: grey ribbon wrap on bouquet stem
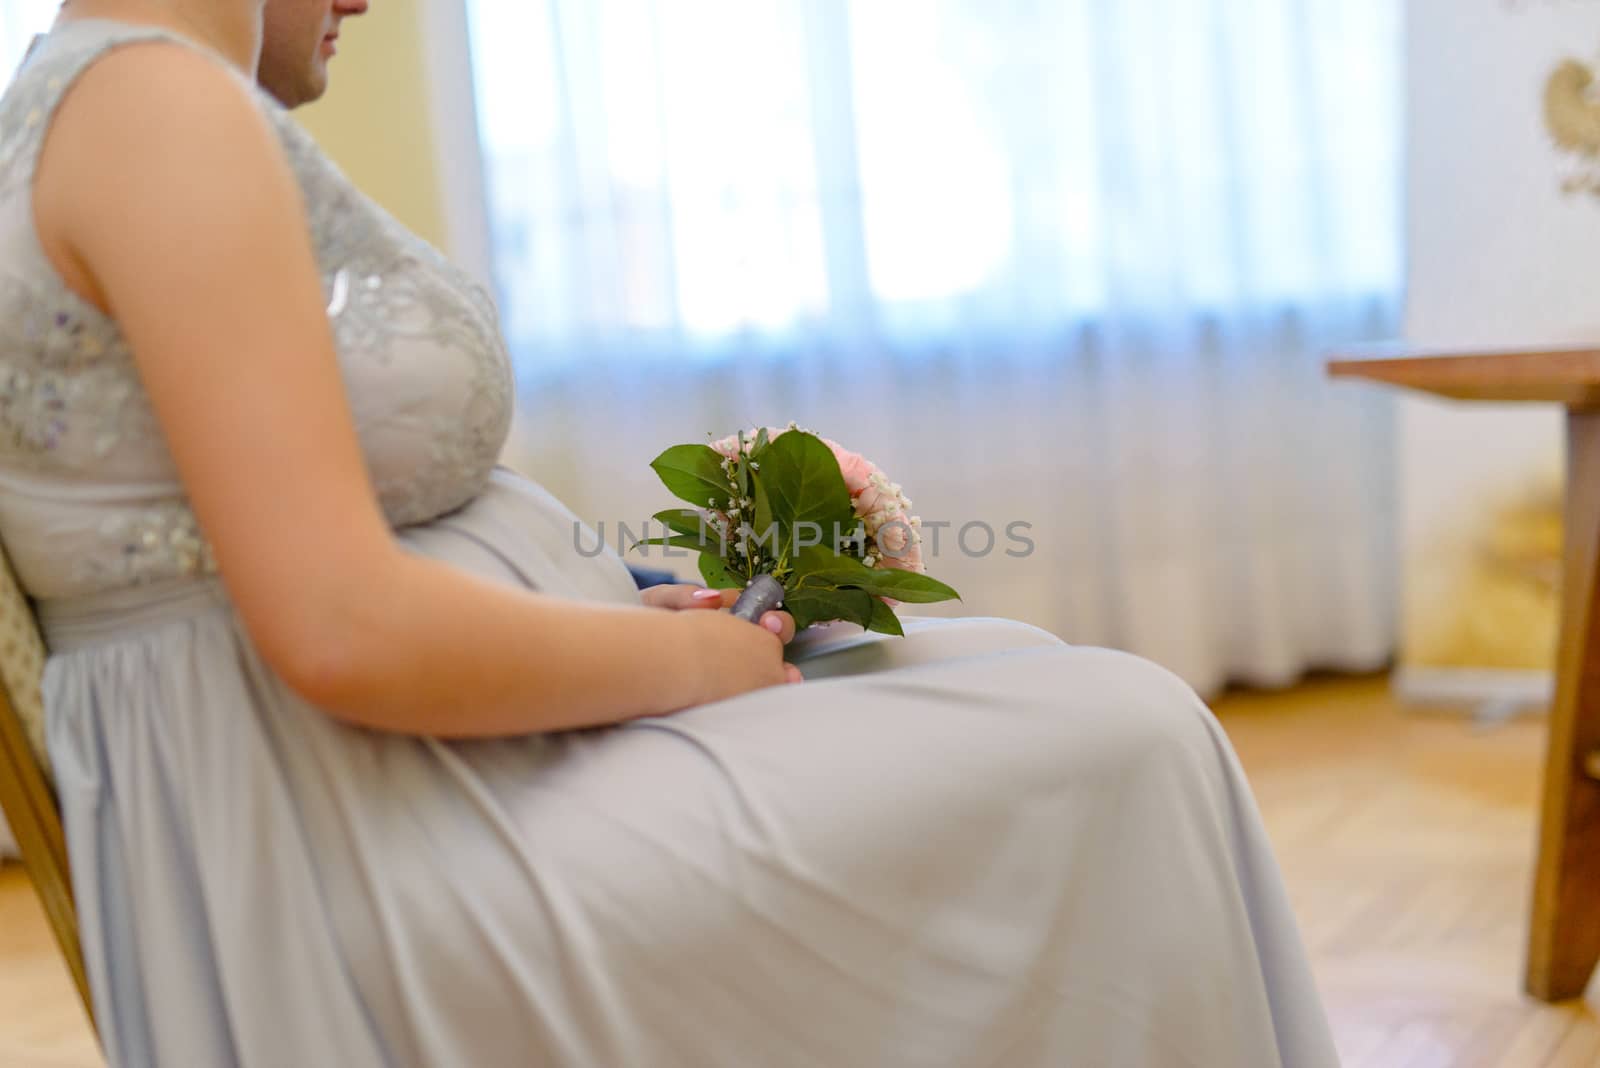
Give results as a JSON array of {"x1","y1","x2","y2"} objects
[{"x1": 729, "y1": 574, "x2": 786, "y2": 624}]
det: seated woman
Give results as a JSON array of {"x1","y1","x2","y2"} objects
[{"x1": 0, "y1": 0, "x2": 1339, "y2": 1064}]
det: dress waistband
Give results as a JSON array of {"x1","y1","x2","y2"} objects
[{"x1": 36, "y1": 577, "x2": 236, "y2": 653}]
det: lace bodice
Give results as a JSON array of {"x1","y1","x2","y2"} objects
[{"x1": 0, "y1": 20, "x2": 513, "y2": 600}]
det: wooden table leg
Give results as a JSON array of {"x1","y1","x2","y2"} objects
[{"x1": 1526, "y1": 409, "x2": 1600, "y2": 1001}]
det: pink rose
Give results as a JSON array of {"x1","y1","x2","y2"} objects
[
  {"x1": 881, "y1": 530, "x2": 925, "y2": 573},
  {"x1": 871, "y1": 513, "x2": 925, "y2": 573},
  {"x1": 854, "y1": 480, "x2": 892, "y2": 520},
  {"x1": 876, "y1": 518, "x2": 910, "y2": 554},
  {"x1": 822, "y1": 438, "x2": 877, "y2": 496}
]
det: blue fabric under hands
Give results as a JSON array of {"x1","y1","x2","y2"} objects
[{"x1": 627, "y1": 565, "x2": 678, "y2": 590}]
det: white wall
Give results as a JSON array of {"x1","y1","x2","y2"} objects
[
  {"x1": 1407, "y1": 0, "x2": 1600, "y2": 346},
  {"x1": 1399, "y1": 0, "x2": 1600, "y2": 702}
]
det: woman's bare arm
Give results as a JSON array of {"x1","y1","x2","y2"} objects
[{"x1": 31, "y1": 44, "x2": 791, "y2": 736}]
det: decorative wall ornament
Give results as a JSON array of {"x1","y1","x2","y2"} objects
[{"x1": 1545, "y1": 54, "x2": 1600, "y2": 194}]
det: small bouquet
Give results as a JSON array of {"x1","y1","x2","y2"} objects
[{"x1": 641, "y1": 425, "x2": 960, "y2": 635}]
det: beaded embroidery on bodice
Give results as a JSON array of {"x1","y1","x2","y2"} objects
[{"x1": 0, "y1": 21, "x2": 514, "y2": 600}]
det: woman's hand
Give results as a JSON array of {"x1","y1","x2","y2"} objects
[
  {"x1": 673, "y1": 609, "x2": 803, "y2": 706},
  {"x1": 642, "y1": 584, "x2": 798, "y2": 645}
]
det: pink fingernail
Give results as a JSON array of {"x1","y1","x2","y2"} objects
[
  {"x1": 763, "y1": 615, "x2": 784, "y2": 634},
  {"x1": 692, "y1": 589, "x2": 722, "y2": 601}
]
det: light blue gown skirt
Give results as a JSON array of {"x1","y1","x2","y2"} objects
[{"x1": 40, "y1": 471, "x2": 1339, "y2": 1067}]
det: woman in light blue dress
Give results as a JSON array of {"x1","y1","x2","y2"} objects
[{"x1": 0, "y1": 2, "x2": 1339, "y2": 1065}]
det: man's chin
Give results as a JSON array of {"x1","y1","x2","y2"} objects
[{"x1": 300, "y1": 68, "x2": 332, "y2": 107}]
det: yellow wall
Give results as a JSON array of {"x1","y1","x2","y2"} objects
[{"x1": 293, "y1": 0, "x2": 449, "y2": 249}]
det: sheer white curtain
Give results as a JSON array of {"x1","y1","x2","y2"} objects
[{"x1": 470, "y1": 0, "x2": 1402, "y2": 696}]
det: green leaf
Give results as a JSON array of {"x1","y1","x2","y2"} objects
[
  {"x1": 756, "y1": 432, "x2": 856, "y2": 540},
  {"x1": 790, "y1": 546, "x2": 870, "y2": 578},
  {"x1": 799, "y1": 566, "x2": 960, "y2": 604},
  {"x1": 785, "y1": 543, "x2": 862, "y2": 583},
  {"x1": 653, "y1": 508, "x2": 712, "y2": 538},
  {"x1": 752, "y1": 474, "x2": 774, "y2": 543},
  {"x1": 699, "y1": 553, "x2": 742, "y2": 589},
  {"x1": 754, "y1": 426, "x2": 771, "y2": 453},
  {"x1": 866, "y1": 597, "x2": 905, "y2": 636},
  {"x1": 633, "y1": 535, "x2": 719, "y2": 554},
  {"x1": 785, "y1": 545, "x2": 959, "y2": 604},
  {"x1": 782, "y1": 587, "x2": 876, "y2": 631},
  {"x1": 651, "y1": 445, "x2": 735, "y2": 510}
]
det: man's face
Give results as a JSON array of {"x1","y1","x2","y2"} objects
[{"x1": 258, "y1": 0, "x2": 371, "y2": 109}]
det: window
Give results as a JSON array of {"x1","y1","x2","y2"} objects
[{"x1": 465, "y1": 0, "x2": 1401, "y2": 373}]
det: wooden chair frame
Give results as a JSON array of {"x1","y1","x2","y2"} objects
[{"x1": 0, "y1": 671, "x2": 93, "y2": 1027}]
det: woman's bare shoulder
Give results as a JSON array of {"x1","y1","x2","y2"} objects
[
  {"x1": 34, "y1": 35, "x2": 287, "y2": 311},
  {"x1": 48, "y1": 33, "x2": 259, "y2": 133}
]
